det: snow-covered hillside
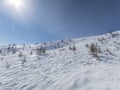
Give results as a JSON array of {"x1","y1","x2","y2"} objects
[{"x1": 0, "y1": 31, "x2": 120, "y2": 90}]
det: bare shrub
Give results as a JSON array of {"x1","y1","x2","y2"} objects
[
  {"x1": 36, "y1": 46, "x2": 46, "y2": 56},
  {"x1": 10, "y1": 44, "x2": 17, "y2": 54},
  {"x1": 18, "y1": 52, "x2": 23, "y2": 57},
  {"x1": 30, "y1": 51, "x2": 33, "y2": 55},
  {"x1": 0, "y1": 49, "x2": 2, "y2": 55},
  {"x1": 68, "y1": 39, "x2": 72, "y2": 42},
  {"x1": 73, "y1": 45, "x2": 76, "y2": 52},
  {"x1": 69, "y1": 46, "x2": 72, "y2": 50},
  {"x1": 106, "y1": 49, "x2": 113, "y2": 55},
  {"x1": 23, "y1": 44, "x2": 26, "y2": 50},
  {"x1": 111, "y1": 33, "x2": 119, "y2": 38},
  {"x1": 69, "y1": 45, "x2": 76, "y2": 54},
  {"x1": 6, "y1": 61, "x2": 10, "y2": 69},
  {"x1": 21, "y1": 56, "x2": 27, "y2": 67},
  {"x1": 85, "y1": 44, "x2": 89, "y2": 47},
  {"x1": 109, "y1": 31, "x2": 119, "y2": 38},
  {"x1": 12, "y1": 47, "x2": 17, "y2": 54},
  {"x1": 89, "y1": 43, "x2": 101, "y2": 57},
  {"x1": 98, "y1": 37, "x2": 106, "y2": 42}
]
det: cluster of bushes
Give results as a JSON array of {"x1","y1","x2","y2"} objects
[
  {"x1": 86, "y1": 41, "x2": 114, "y2": 58},
  {"x1": 7, "y1": 44, "x2": 17, "y2": 54}
]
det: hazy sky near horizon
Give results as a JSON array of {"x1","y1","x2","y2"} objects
[{"x1": 0, "y1": 0, "x2": 120, "y2": 45}]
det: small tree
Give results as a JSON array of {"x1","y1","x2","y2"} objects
[
  {"x1": 89, "y1": 43, "x2": 101, "y2": 57},
  {"x1": 23, "y1": 44, "x2": 26, "y2": 50},
  {"x1": 43, "y1": 47, "x2": 46, "y2": 54},
  {"x1": 21, "y1": 56, "x2": 27, "y2": 67},
  {"x1": 69, "y1": 46, "x2": 72, "y2": 50},
  {"x1": 11, "y1": 46, "x2": 17, "y2": 54},
  {"x1": 0, "y1": 49, "x2": 2, "y2": 55},
  {"x1": 36, "y1": 47, "x2": 42, "y2": 55},
  {"x1": 57, "y1": 42, "x2": 60, "y2": 48},
  {"x1": 30, "y1": 51, "x2": 33, "y2": 55},
  {"x1": 61, "y1": 40, "x2": 64, "y2": 43},
  {"x1": 73, "y1": 45, "x2": 76, "y2": 51},
  {"x1": 7, "y1": 46, "x2": 11, "y2": 53}
]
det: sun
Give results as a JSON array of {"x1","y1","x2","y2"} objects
[{"x1": 8, "y1": 0, "x2": 24, "y2": 10}]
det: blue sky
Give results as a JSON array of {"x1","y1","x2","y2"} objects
[{"x1": 0, "y1": 0, "x2": 120, "y2": 45}]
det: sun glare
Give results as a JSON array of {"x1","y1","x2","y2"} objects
[{"x1": 8, "y1": 0, "x2": 24, "y2": 10}]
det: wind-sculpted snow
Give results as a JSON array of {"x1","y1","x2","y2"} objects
[{"x1": 0, "y1": 31, "x2": 120, "y2": 90}]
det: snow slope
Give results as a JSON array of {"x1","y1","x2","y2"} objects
[{"x1": 0, "y1": 31, "x2": 120, "y2": 90}]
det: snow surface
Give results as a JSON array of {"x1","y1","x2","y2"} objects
[{"x1": 0, "y1": 31, "x2": 120, "y2": 90}]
